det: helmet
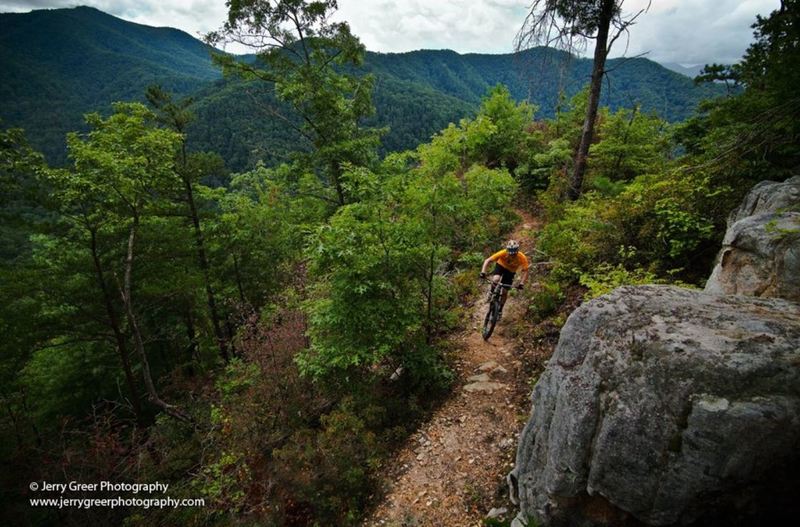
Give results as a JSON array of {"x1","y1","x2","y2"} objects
[{"x1": 506, "y1": 239, "x2": 520, "y2": 254}]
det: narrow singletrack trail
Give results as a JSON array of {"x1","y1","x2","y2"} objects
[{"x1": 365, "y1": 210, "x2": 541, "y2": 527}]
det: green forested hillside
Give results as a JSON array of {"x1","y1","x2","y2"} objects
[
  {"x1": 0, "y1": 7, "x2": 725, "y2": 170},
  {"x1": 185, "y1": 71, "x2": 478, "y2": 170},
  {"x1": 0, "y1": 6, "x2": 221, "y2": 162},
  {"x1": 365, "y1": 47, "x2": 723, "y2": 120},
  {"x1": 183, "y1": 48, "x2": 726, "y2": 170}
]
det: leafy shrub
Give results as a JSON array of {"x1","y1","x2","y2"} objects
[
  {"x1": 272, "y1": 400, "x2": 382, "y2": 525},
  {"x1": 537, "y1": 193, "x2": 620, "y2": 280},
  {"x1": 578, "y1": 263, "x2": 660, "y2": 299},
  {"x1": 528, "y1": 280, "x2": 566, "y2": 322}
]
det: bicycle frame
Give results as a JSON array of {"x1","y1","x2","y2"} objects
[{"x1": 481, "y1": 277, "x2": 514, "y2": 340}]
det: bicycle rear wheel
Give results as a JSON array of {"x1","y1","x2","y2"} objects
[{"x1": 482, "y1": 300, "x2": 499, "y2": 340}]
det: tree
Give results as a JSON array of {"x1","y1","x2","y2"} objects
[
  {"x1": 146, "y1": 86, "x2": 231, "y2": 363},
  {"x1": 685, "y1": 0, "x2": 800, "y2": 183},
  {"x1": 588, "y1": 106, "x2": 671, "y2": 184},
  {"x1": 206, "y1": 0, "x2": 381, "y2": 207},
  {"x1": 49, "y1": 103, "x2": 189, "y2": 422},
  {"x1": 474, "y1": 85, "x2": 535, "y2": 172},
  {"x1": 694, "y1": 63, "x2": 740, "y2": 95},
  {"x1": 516, "y1": 0, "x2": 650, "y2": 200}
]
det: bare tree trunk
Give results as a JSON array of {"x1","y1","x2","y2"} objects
[
  {"x1": 2, "y1": 395, "x2": 24, "y2": 451},
  {"x1": 184, "y1": 308, "x2": 199, "y2": 363},
  {"x1": 425, "y1": 247, "x2": 435, "y2": 345},
  {"x1": 325, "y1": 156, "x2": 346, "y2": 206},
  {"x1": 89, "y1": 227, "x2": 144, "y2": 425},
  {"x1": 183, "y1": 175, "x2": 229, "y2": 363},
  {"x1": 568, "y1": 0, "x2": 615, "y2": 201},
  {"x1": 120, "y1": 216, "x2": 190, "y2": 423},
  {"x1": 233, "y1": 253, "x2": 247, "y2": 305},
  {"x1": 20, "y1": 389, "x2": 42, "y2": 447}
]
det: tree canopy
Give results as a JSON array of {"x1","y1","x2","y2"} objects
[{"x1": 206, "y1": 0, "x2": 381, "y2": 206}]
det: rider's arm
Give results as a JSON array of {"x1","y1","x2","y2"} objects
[
  {"x1": 482, "y1": 250, "x2": 505, "y2": 274},
  {"x1": 480, "y1": 256, "x2": 494, "y2": 274},
  {"x1": 518, "y1": 253, "x2": 530, "y2": 285}
]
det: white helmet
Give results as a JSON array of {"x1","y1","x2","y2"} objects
[{"x1": 506, "y1": 239, "x2": 520, "y2": 253}]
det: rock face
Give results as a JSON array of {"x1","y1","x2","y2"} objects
[
  {"x1": 726, "y1": 175, "x2": 800, "y2": 225},
  {"x1": 509, "y1": 285, "x2": 800, "y2": 526},
  {"x1": 705, "y1": 176, "x2": 800, "y2": 301}
]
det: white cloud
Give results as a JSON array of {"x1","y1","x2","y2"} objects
[
  {"x1": 0, "y1": 0, "x2": 228, "y2": 38},
  {"x1": 611, "y1": 0, "x2": 781, "y2": 64},
  {"x1": 334, "y1": 0, "x2": 530, "y2": 53},
  {"x1": 0, "y1": 0, "x2": 784, "y2": 64}
]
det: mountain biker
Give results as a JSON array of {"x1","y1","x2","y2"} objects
[{"x1": 479, "y1": 240, "x2": 529, "y2": 319}]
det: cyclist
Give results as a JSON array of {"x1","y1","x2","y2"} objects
[{"x1": 480, "y1": 240, "x2": 529, "y2": 319}]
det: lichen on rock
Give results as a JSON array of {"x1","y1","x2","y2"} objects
[
  {"x1": 509, "y1": 285, "x2": 800, "y2": 526},
  {"x1": 705, "y1": 176, "x2": 800, "y2": 301}
]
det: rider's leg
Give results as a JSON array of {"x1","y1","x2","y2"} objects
[
  {"x1": 499, "y1": 269, "x2": 515, "y2": 312},
  {"x1": 491, "y1": 273, "x2": 501, "y2": 292}
]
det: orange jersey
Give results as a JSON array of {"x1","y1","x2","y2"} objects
[{"x1": 489, "y1": 249, "x2": 529, "y2": 273}]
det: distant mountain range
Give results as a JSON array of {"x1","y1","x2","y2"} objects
[
  {"x1": 0, "y1": 6, "x2": 726, "y2": 171},
  {"x1": 660, "y1": 63, "x2": 706, "y2": 79}
]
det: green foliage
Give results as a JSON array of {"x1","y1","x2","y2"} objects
[
  {"x1": 533, "y1": 74, "x2": 741, "y2": 286},
  {"x1": 475, "y1": 84, "x2": 535, "y2": 169},
  {"x1": 518, "y1": 89, "x2": 587, "y2": 196},
  {"x1": 528, "y1": 280, "x2": 566, "y2": 322},
  {"x1": 301, "y1": 198, "x2": 427, "y2": 377},
  {"x1": 0, "y1": 127, "x2": 48, "y2": 397},
  {"x1": 578, "y1": 263, "x2": 659, "y2": 299},
  {"x1": 682, "y1": 0, "x2": 800, "y2": 185},
  {"x1": 59, "y1": 102, "x2": 182, "y2": 219},
  {"x1": 207, "y1": 0, "x2": 382, "y2": 205},
  {"x1": 588, "y1": 107, "x2": 671, "y2": 182},
  {"x1": 0, "y1": 6, "x2": 219, "y2": 165},
  {"x1": 273, "y1": 399, "x2": 382, "y2": 524},
  {"x1": 539, "y1": 192, "x2": 617, "y2": 278},
  {"x1": 208, "y1": 166, "x2": 301, "y2": 308},
  {"x1": 19, "y1": 342, "x2": 118, "y2": 423},
  {"x1": 300, "y1": 96, "x2": 518, "y2": 384},
  {"x1": 540, "y1": 166, "x2": 728, "y2": 284}
]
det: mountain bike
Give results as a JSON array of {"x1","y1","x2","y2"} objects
[{"x1": 481, "y1": 277, "x2": 515, "y2": 341}]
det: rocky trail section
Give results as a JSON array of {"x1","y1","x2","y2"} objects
[{"x1": 365, "y1": 211, "x2": 544, "y2": 527}]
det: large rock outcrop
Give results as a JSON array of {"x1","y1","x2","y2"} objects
[
  {"x1": 509, "y1": 285, "x2": 800, "y2": 526},
  {"x1": 705, "y1": 176, "x2": 800, "y2": 301}
]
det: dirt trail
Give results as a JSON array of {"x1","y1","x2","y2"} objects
[{"x1": 365, "y1": 210, "x2": 542, "y2": 527}]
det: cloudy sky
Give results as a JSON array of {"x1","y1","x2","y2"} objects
[{"x1": 0, "y1": 0, "x2": 782, "y2": 65}]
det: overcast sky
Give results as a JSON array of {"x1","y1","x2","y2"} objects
[{"x1": 0, "y1": 0, "x2": 782, "y2": 65}]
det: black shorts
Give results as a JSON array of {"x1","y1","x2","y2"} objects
[{"x1": 491, "y1": 264, "x2": 515, "y2": 285}]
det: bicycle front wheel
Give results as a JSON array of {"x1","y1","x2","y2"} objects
[{"x1": 482, "y1": 300, "x2": 499, "y2": 340}]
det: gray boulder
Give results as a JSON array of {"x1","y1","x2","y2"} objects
[
  {"x1": 727, "y1": 175, "x2": 800, "y2": 226},
  {"x1": 509, "y1": 285, "x2": 800, "y2": 526},
  {"x1": 705, "y1": 176, "x2": 800, "y2": 301}
]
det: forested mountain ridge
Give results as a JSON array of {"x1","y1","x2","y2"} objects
[
  {"x1": 0, "y1": 6, "x2": 725, "y2": 170},
  {"x1": 364, "y1": 47, "x2": 720, "y2": 120},
  {"x1": 0, "y1": 7, "x2": 220, "y2": 162}
]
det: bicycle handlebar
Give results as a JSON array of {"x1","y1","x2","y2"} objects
[{"x1": 481, "y1": 277, "x2": 515, "y2": 289}]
